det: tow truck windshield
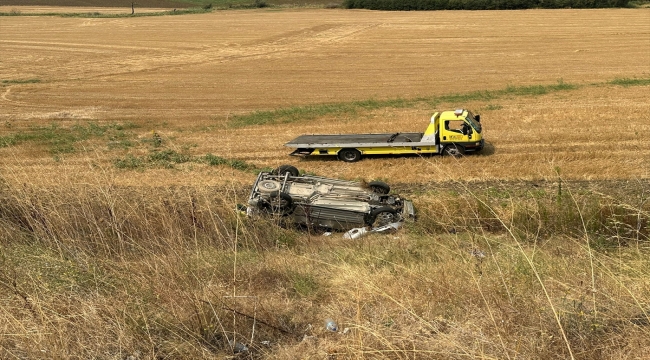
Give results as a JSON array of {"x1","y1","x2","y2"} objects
[{"x1": 466, "y1": 112, "x2": 482, "y2": 133}]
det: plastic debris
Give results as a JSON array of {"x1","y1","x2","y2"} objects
[
  {"x1": 343, "y1": 222, "x2": 402, "y2": 239},
  {"x1": 325, "y1": 319, "x2": 338, "y2": 332},
  {"x1": 373, "y1": 222, "x2": 402, "y2": 233},
  {"x1": 228, "y1": 340, "x2": 249, "y2": 353},
  {"x1": 343, "y1": 227, "x2": 369, "y2": 239},
  {"x1": 471, "y1": 249, "x2": 486, "y2": 259}
]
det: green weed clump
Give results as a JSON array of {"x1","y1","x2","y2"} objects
[
  {"x1": 230, "y1": 98, "x2": 423, "y2": 127},
  {"x1": 0, "y1": 124, "x2": 257, "y2": 172},
  {"x1": 0, "y1": 122, "x2": 138, "y2": 155},
  {"x1": 202, "y1": 153, "x2": 256, "y2": 171},
  {"x1": 229, "y1": 77, "x2": 649, "y2": 128},
  {"x1": 112, "y1": 151, "x2": 258, "y2": 171},
  {"x1": 229, "y1": 79, "x2": 579, "y2": 127},
  {"x1": 113, "y1": 154, "x2": 145, "y2": 170},
  {"x1": 1, "y1": 78, "x2": 41, "y2": 85},
  {"x1": 608, "y1": 77, "x2": 650, "y2": 87},
  {"x1": 148, "y1": 149, "x2": 193, "y2": 168}
]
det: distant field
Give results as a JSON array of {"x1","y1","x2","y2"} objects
[
  {"x1": 1, "y1": 8, "x2": 649, "y2": 359},
  {"x1": 0, "y1": 0, "x2": 334, "y2": 9},
  {"x1": 0, "y1": 0, "x2": 192, "y2": 8},
  {"x1": 1, "y1": 8, "x2": 649, "y2": 185}
]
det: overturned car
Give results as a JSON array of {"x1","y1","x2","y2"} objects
[{"x1": 247, "y1": 165, "x2": 415, "y2": 232}]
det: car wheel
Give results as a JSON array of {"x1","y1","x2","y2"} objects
[
  {"x1": 367, "y1": 206, "x2": 399, "y2": 227},
  {"x1": 443, "y1": 144, "x2": 465, "y2": 157},
  {"x1": 273, "y1": 164, "x2": 299, "y2": 177},
  {"x1": 368, "y1": 181, "x2": 390, "y2": 194},
  {"x1": 257, "y1": 180, "x2": 282, "y2": 194},
  {"x1": 338, "y1": 148, "x2": 361, "y2": 162},
  {"x1": 269, "y1": 191, "x2": 294, "y2": 215}
]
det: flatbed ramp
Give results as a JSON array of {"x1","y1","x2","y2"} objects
[{"x1": 286, "y1": 132, "x2": 424, "y2": 147}]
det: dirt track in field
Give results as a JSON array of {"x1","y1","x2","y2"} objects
[{"x1": 0, "y1": 8, "x2": 649, "y2": 184}]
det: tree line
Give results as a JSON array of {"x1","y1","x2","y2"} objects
[{"x1": 343, "y1": 0, "x2": 629, "y2": 10}]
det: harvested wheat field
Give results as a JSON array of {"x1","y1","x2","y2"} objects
[
  {"x1": 1, "y1": 8, "x2": 650, "y2": 184},
  {"x1": 1, "y1": 7, "x2": 650, "y2": 360}
]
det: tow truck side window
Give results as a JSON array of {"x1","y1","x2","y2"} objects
[{"x1": 445, "y1": 120, "x2": 465, "y2": 134}]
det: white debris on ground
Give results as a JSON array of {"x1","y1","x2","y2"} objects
[{"x1": 343, "y1": 222, "x2": 403, "y2": 239}]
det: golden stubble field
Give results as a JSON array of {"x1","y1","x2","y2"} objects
[{"x1": 1, "y1": 8, "x2": 649, "y2": 187}]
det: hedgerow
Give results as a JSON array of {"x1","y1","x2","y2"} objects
[{"x1": 343, "y1": 0, "x2": 629, "y2": 10}]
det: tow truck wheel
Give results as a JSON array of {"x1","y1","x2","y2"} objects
[
  {"x1": 443, "y1": 144, "x2": 465, "y2": 157},
  {"x1": 367, "y1": 207, "x2": 398, "y2": 227},
  {"x1": 273, "y1": 164, "x2": 299, "y2": 177},
  {"x1": 338, "y1": 148, "x2": 361, "y2": 162},
  {"x1": 368, "y1": 181, "x2": 390, "y2": 194}
]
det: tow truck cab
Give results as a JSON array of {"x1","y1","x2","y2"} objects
[{"x1": 426, "y1": 109, "x2": 484, "y2": 155}]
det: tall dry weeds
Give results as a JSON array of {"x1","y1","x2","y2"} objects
[{"x1": 1, "y1": 163, "x2": 649, "y2": 358}]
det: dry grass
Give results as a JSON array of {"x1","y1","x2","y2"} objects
[
  {"x1": 1, "y1": 167, "x2": 649, "y2": 358},
  {"x1": 1, "y1": 7, "x2": 649, "y2": 359}
]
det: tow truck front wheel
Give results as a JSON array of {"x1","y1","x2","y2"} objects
[
  {"x1": 338, "y1": 148, "x2": 362, "y2": 162},
  {"x1": 443, "y1": 145, "x2": 465, "y2": 157}
]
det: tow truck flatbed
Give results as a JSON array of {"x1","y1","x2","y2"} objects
[{"x1": 285, "y1": 132, "x2": 424, "y2": 148}]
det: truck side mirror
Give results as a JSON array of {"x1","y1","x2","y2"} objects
[{"x1": 475, "y1": 114, "x2": 481, "y2": 122}]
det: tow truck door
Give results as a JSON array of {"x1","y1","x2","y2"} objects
[{"x1": 440, "y1": 119, "x2": 471, "y2": 143}]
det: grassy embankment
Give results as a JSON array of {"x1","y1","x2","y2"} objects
[{"x1": 1, "y1": 159, "x2": 648, "y2": 358}]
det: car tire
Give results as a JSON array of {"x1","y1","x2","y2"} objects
[
  {"x1": 366, "y1": 206, "x2": 399, "y2": 227},
  {"x1": 273, "y1": 164, "x2": 299, "y2": 177},
  {"x1": 338, "y1": 148, "x2": 361, "y2": 162},
  {"x1": 368, "y1": 181, "x2": 390, "y2": 194},
  {"x1": 257, "y1": 180, "x2": 282, "y2": 194},
  {"x1": 269, "y1": 191, "x2": 294, "y2": 215}
]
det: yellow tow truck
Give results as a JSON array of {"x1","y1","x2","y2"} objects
[{"x1": 285, "y1": 109, "x2": 484, "y2": 162}]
